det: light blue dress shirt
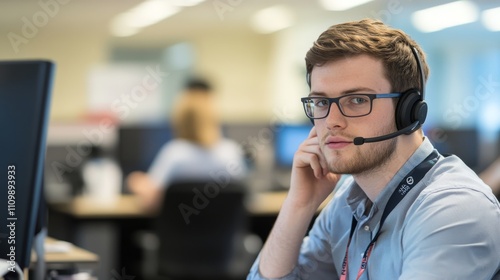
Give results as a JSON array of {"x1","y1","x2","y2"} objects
[{"x1": 248, "y1": 138, "x2": 500, "y2": 279}]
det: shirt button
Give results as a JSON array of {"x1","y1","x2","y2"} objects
[{"x1": 364, "y1": 225, "x2": 370, "y2": 231}]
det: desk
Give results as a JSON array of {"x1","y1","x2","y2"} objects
[
  {"x1": 247, "y1": 191, "x2": 332, "y2": 216},
  {"x1": 48, "y1": 191, "x2": 332, "y2": 279},
  {"x1": 31, "y1": 237, "x2": 98, "y2": 269},
  {"x1": 49, "y1": 195, "x2": 152, "y2": 219},
  {"x1": 47, "y1": 198, "x2": 138, "y2": 280},
  {"x1": 49, "y1": 191, "x2": 332, "y2": 218},
  {"x1": 43, "y1": 237, "x2": 99, "y2": 265}
]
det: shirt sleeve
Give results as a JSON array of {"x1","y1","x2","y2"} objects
[
  {"x1": 246, "y1": 253, "x2": 300, "y2": 280},
  {"x1": 225, "y1": 139, "x2": 248, "y2": 179},
  {"x1": 147, "y1": 142, "x2": 178, "y2": 188},
  {"x1": 400, "y1": 187, "x2": 500, "y2": 279},
  {"x1": 247, "y1": 198, "x2": 339, "y2": 280}
]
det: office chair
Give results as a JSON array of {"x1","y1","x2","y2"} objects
[{"x1": 147, "y1": 180, "x2": 258, "y2": 280}]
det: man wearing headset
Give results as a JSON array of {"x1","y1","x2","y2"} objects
[{"x1": 247, "y1": 19, "x2": 500, "y2": 279}]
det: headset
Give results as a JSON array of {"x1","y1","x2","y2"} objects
[
  {"x1": 353, "y1": 46, "x2": 427, "y2": 145},
  {"x1": 395, "y1": 46, "x2": 428, "y2": 134}
]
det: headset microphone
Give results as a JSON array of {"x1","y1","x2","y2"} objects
[{"x1": 353, "y1": 121, "x2": 419, "y2": 145}]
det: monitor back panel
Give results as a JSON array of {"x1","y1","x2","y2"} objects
[{"x1": 0, "y1": 60, "x2": 54, "y2": 268}]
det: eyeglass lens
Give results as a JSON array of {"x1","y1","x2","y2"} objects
[{"x1": 304, "y1": 95, "x2": 372, "y2": 118}]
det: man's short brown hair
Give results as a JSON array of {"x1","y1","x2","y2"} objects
[{"x1": 305, "y1": 18, "x2": 429, "y2": 94}]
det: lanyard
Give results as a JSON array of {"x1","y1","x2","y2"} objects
[{"x1": 340, "y1": 150, "x2": 439, "y2": 280}]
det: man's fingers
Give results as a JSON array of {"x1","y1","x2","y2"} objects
[
  {"x1": 308, "y1": 126, "x2": 317, "y2": 138},
  {"x1": 298, "y1": 144, "x2": 327, "y2": 174}
]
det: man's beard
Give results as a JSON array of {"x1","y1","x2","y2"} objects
[{"x1": 322, "y1": 126, "x2": 398, "y2": 175}]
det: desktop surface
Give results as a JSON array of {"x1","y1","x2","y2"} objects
[{"x1": 48, "y1": 190, "x2": 331, "y2": 218}]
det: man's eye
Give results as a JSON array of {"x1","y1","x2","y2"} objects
[
  {"x1": 315, "y1": 99, "x2": 329, "y2": 107},
  {"x1": 349, "y1": 96, "x2": 369, "y2": 105}
]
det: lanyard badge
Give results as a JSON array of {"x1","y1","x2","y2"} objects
[{"x1": 340, "y1": 150, "x2": 439, "y2": 280}]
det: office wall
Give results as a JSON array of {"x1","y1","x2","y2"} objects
[
  {"x1": 191, "y1": 30, "x2": 274, "y2": 123},
  {"x1": 0, "y1": 26, "x2": 278, "y2": 123},
  {"x1": 0, "y1": 29, "x2": 109, "y2": 121}
]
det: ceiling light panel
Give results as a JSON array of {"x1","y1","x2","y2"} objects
[
  {"x1": 482, "y1": 7, "x2": 500, "y2": 31},
  {"x1": 318, "y1": 0, "x2": 375, "y2": 11},
  {"x1": 411, "y1": 1, "x2": 479, "y2": 32},
  {"x1": 251, "y1": 5, "x2": 294, "y2": 34}
]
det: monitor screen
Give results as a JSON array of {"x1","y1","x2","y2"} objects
[
  {"x1": 117, "y1": 124, "x2": 174, "y2": 177},
  {"x1": 222, "y1": 122, "x2": 272, "y2": 169},
  {"x1": 0, "y1": 60, "x2": 54, "y2": 269},
  {"x1": 274, "y1": 124, "x2": 313, "y2": 168},
  {"x1": 429, "y1": 128, "x2": 479, "y2": 171}
]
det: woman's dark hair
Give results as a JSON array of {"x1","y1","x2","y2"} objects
[{"x1": 185, "y1": 77, "x2": 212, "y2": 92}]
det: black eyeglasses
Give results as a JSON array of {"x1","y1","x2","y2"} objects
[{"x1": 301, "y1": 93, "x2": 402, "y2": 119}]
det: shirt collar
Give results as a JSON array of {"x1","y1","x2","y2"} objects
[{"x1": 346, "y1": 137, "x2": 435, "y2": 220}]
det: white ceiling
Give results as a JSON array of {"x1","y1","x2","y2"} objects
[{"x1": 0, "y1": 0, "x2": 497, "y2": 45}]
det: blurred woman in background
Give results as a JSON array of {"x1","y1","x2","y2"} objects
[{"x1": 126, "y1": 77, "x2": 247, "y2": 213}]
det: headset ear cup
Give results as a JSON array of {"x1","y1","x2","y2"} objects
[
  {"x1": 413, "y1": 100, "x2": 428, "y2": 127},
  {"x1": 396, "y1": 89, "x2": 422, "y2": 131}
]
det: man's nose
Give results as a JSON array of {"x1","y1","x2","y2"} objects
[{"x1": 325, "y1": 101, "x2": 346, "y2": 127}]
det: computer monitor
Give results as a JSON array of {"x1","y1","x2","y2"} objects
[
  {"x1": 221, "y1": 122, "x2": 273, "y2": 169},
  {"x1": 274, "y1": 124, "x2": 313, "y2": 168},
  {"x1": 117, "y1": 124, "x2": 174, "y2": 178},
  {"x1": 0, "y1": 60, "x2": 54, "y2": 270},
  {"x1": 429, "y1": 128, "x2": 480, "y2": 171}
]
